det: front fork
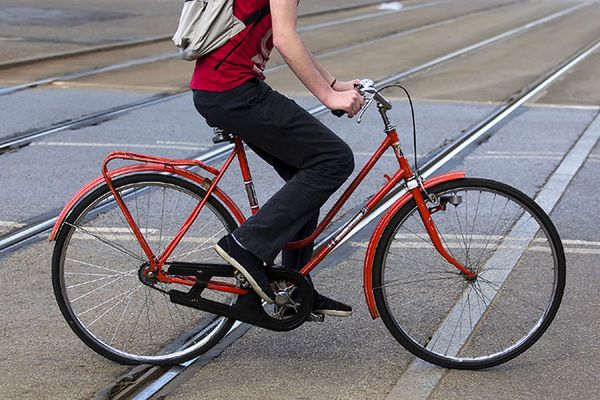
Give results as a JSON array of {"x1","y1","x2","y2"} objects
[{"x1": 409, "y1": 178, "x2": 476, "y2": 280}]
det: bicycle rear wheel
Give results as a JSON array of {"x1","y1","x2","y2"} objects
[
  {"x1": 52, "y1": 173, "x2": 239, "y2": 365},
  {"x1": 373, "y1": 178, "x2": 565, "y2": 369}
]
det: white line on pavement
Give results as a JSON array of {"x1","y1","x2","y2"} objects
[
  {"x1": 350, "y1": 240, "x2": 600, "y2": 255},
  {"x1": 384, "y1": 111, "x2": 600, "y2": 400},
  {"x1": 156, "y1": 140, "x2": 207, "y2": 147},
  {"x1": 0, "y1": 221, "x2": 25, "y2": 228}
]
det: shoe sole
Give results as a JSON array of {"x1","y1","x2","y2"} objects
[
  {"x1": 313, "y1": 309, "x2": 352, "y2": 317},
  {"x1": 214, "y1": 244, "x2": 274, "y2": 304}
]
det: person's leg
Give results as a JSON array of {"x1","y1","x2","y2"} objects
[
  {"x1": 194, "y1": 79, "x2": 354, "y2": 264},
  {"x1": 194, "y1": 79, "x2": 353, "y2": 305},
  {"x1": 244, "y1": 129, "x2": 353, "y2": 317},
  {"x1": 246, "y1": 143, "x2": 318, "y2": 270}
]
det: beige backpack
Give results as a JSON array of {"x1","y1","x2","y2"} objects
[{"x1": 172, "y1": 0, "x2": 270, "y2": 62}]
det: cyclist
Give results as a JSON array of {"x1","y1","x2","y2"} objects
[{"x1": 193, "y1": 0, "x2": 364, "y2": 316}]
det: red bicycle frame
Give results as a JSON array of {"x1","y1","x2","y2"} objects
[{"x1": 52, "y1": 120, "x2": 473, "y2": 316}]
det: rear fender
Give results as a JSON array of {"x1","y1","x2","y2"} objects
[
  {"x1": 49, "y1": 164, "x2": 246, "y2": 241},
  {"x1": 363, "y1": 171, "x2": 466, "y2": 319}
]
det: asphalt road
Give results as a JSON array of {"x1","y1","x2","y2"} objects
[{"x1": 0, "y1": 0, "x2": 599, "y2": 399}]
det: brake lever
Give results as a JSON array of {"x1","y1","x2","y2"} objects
[
  {"x1": 356, "y1": 97, "x2": 374, "y2": 124},
  {"x1": 355, "y1": 79, "x2": 377, "y2": 124}
]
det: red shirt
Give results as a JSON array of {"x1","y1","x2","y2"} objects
[{"x1": 190, "y1": 0, "x2": 273, "y2": 92}]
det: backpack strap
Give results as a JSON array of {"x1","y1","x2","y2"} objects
[
  {"x1": 243, "y1": 4, "x2": 270, "y2": 25},
  {"x1": 214, "y1": 4, "x2": 271, "y2": 71}
]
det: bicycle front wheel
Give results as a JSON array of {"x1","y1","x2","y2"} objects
[
  {"x1": 52, "y1": 173, "x2": 239, "y2": 365},
  {"x1": 373, "y1": 178, "x2": 565, "y2": 369}
]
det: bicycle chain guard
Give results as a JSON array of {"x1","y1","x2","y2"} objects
[{"x1": 168, "y1": 263, "x2": 314, "y2": 332}]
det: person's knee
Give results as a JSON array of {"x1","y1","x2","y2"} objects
[{"x1": 333, "y1": 142, "x2": 355, "y2": 182}]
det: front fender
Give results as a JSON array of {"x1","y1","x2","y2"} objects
[
  {"x1": 363, "y1": 171, "x2": 466, "y2": 319},
  {"x1": 49, "y1": 164, "x2": 246, "y2": 241}
]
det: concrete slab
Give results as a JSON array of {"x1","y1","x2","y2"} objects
[
  {"x1": 536, "y1": 48, "x2": 600, "y2": 107},
  {"x1": 64, "y1": 0, "x2": 525, "y2": 91},
  {"x1": 63, "y1": 0, "x2": 507, "y2": 90},
  {"x1": 261, "y1": 0, "x2": 585, "y2": 96},
  {"x1": 384, "y1": 2, "x2": 600, "y2": 103}
]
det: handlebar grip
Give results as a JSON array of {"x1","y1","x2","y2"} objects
[{"x1": 331, "y1": 110, "x2": 346, "y2": 118}]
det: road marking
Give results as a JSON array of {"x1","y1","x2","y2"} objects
[
  {"x1": 351, "y1": 238, "x2": 600, "y2": 254},
  {"x1": 466, "y1": 150, "x2": 600, "y2": 162},
  {"x1": 31, "y1": 141, "x2": 212, "y2": 151},
  {"x1": 466, "y1": 150, "x2": 563, "y2": 161},
  {"x1": 378, "y1": 2, "x2": 404, "y2": 11},
  {"x1": 156, "y1": 140, "x2": 207, "y2": 147},
  {"x1": 0, "y1": 221, "x2": 25, "y2": 228},
  {"x1": 385, "y1": 111, "x2": 600, "y2": 400}
]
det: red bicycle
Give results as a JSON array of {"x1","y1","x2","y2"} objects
[{"x1": 51, "y1": 80, "x2": 564, "y2": 369}]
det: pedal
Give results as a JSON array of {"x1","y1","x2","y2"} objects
[
  {"x1": 234, "y1": 271, "x2": 251, "y2": 289},
  {"x1": 307, "y1": 312, "x2": 325, "y2": 322}
]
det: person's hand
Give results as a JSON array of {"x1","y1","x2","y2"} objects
[
  {"x1": 333, "y1": 79, "x2": 361, "y2": 92},
  {"x1": 325, "y1": 89, "x2": 365, "y2": 118}
]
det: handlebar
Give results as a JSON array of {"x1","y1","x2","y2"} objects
[{"x1": 331, "y1": 79, "x2": 392, "y2": 120}]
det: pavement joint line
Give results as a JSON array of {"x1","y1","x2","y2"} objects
[{"x1": 383, "y1": 108, "x2": 600, "y2": 400}]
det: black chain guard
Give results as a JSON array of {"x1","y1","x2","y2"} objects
[{"x1": 168, "y1": 262, "x2": 314, "y2": 332}]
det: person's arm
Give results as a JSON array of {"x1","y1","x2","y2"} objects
[{"x1": 270, "y1": 0, "x2": 364, "y2": 116}]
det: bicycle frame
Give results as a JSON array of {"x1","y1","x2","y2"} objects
[{"x1": 89, "y1": 115, "x2": 472, "y2": 292}]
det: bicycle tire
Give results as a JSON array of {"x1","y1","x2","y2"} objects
[
  {"x1": 52, "y1": 173, "x2": 239, "y2": 365},
  {"x1": 373, "y1": 178, "x2": 565, "y2": 369}
]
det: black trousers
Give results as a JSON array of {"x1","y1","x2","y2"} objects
[{"x1": 193, "y1": 78, "x2": 354, "y2": 269}]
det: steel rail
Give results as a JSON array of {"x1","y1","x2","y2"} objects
[
  {"x1": 0, "y1": 0, "x2": 387, "y2": 71},
  {"x1": 0, "y1": 0, "x2": 464, "y2": 97},
  {"x1": 0, "y1": 1, "x2": 581, "y2": 155},
  {"x1": 98, "y1": 31, "x2": 600, "y2": 400}
]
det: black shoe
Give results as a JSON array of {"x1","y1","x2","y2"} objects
[
  {"x1": 214, "y1": 235, "x2": 275, "y2": 304},
  {"x1": 313, "y1": 292, "x2": 352, "y2": 317}
]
